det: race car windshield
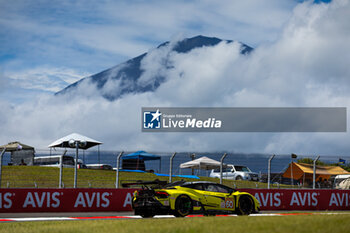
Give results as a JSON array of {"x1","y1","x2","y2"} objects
[
  {"x1": 182, "y1": 183, "x2": 234, "y2": 193},
  {"x1": 182, "y1": 183, "x2": 205, "y2": 190},
  {"x1": 204, "y1": 184, "x2": 233, "y2": 193}
]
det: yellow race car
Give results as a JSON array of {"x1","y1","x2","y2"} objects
[{"x1": 127, "y1": 180, "x2": 260, "y2": 218}]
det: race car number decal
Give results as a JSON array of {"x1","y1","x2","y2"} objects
[
  {"x1": 163, "y1": 200, "x2": 170, "y2": 206},
  {"x1": 220, "y1": 201, "x2": 225, "y2": 208},
  {"x1": 225, "y1": 198, "x2": 234, "y2": 209}
]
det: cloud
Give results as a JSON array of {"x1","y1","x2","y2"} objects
[
  {"x1": 153, "y1": 40, "x2": 243, "y2": 106},
  {"x1": 0, "y1": 0, "x2": 350, "y2": 157},
  {"x1": 6, "y1": 67, "x2": 89, "y2": 92},
  {"x1": 138, "y1": 36, "x2": 184, "y2": 87},
  {"x1": 0, "y1": 67, "x2": 90, "y2": 103}
]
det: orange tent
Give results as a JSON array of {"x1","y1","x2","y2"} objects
[{"x1": 282, "y1": 162, "x2": 350, "y2": 183}]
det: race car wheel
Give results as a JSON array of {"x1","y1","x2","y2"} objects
[
  {"x1": 174, "y1": 195, "x2": 193, "y2": 217},
  {"x1": 236, "y1": 176, "x2": 243, "y2": 180},
  {"x1": 237, "y1": 195, "x2": 254, "y2": 215},
  {"x1": 200, "y1": 204, "x2": 216, "y2": 216},
  {"x1": 140, "y1": 212, "x2": 155, "y2": 218},
  {"x1": 203, "y1": 212, "x2": 216, "y2": 216}
]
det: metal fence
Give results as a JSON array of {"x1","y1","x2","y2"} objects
[{"x1": 1, "y1": 148, "x2": 349, "y2": 189}]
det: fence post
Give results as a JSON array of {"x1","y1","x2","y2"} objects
[
  {"x1": 59, "y1": 150, "x2": 67, "y2": 188},
  {"x1": 313, "y1": 155, "x2": 320, "y2": 189},
  {"x1": 74, "y1": 142, "x2": 79, "y2": 188},
  {"x1": 0, "y1": 148, "x2": 5, "y2": 188},
  {"x1": 190, "y1": 153, "x2": 196, "y2": 175},
  {"x1": 169, "y1": 152, "x2": 177, "y2": 183},
  {"x1": 268, "y1": 154, "x2": 275, "y2": 189},
  {"x1": 220, "y1": 153, "x2": 227, "y2": 184},
  {"x1": 116, "y1": 151, "x2": 124, "y2": 188}
]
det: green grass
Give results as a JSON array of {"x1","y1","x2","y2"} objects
[
  {"x1": 0, "y1": 214, "x2": 349, "y2": 233},
  {"x1": 1, "y1": 166, "x2": 290, "y2": 189}
]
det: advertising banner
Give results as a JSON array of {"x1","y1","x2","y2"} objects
[
  {"x1": 0, "y1": 188, "x2": 136, "y2": 213},
  {"x1": 239, "y1": 189, "x2": 350, "y2": 210},
  {"x1": 0, "y1": 188, "x2": 349, "y2": 213}
]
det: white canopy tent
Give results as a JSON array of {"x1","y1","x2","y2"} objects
[
  {"x1": 180, "y1": 156, "x2": 226, "y2": 170},
  {"x1": 48, "y1": 133, "x2": 102, "y2": 188},
  {"x1": 48, "y1": 133, "x2": 102, "y2": 149}
]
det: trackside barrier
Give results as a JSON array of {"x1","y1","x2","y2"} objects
[
  {"x1": 0, "y1": 188, "x2": 136, "y2": 213},
  {"x1": 239, "y1": 189, "x2": 350, "y2": 211},
  {"x1": 0, "y1": 188, "x2": 349, "y2": 212}
]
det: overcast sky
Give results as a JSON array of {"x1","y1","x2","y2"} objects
[{"x1": 1, "y1": 0, "x2": 349, "y2": 157}]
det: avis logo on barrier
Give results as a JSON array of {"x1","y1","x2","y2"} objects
[
  {"x1": 74, "y1": 192, "x2": 110, "y2": 208},
  {"x1": 0, "y1": 193, "x2": 13, "y2": 209},
  {"x1": 329, "y1": 193, "x2": 350, "y2": 207},
  {"x1": 254, "y1": 192, "x2": 281, "y2": 207},
  {"x1": 23, "y1": 192, "x2": 61, "y2": 208},
  {"x1": 143, "y1": 109, "x2": 162, "y2": 129},
  {"x1": 289, "y1": 192, "x2": 318, "y2": 206}
]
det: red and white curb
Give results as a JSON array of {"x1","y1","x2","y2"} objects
[{"x1": 0, "y1": 213, "x2": 347, "y2": 222}]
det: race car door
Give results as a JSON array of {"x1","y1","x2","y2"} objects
[
  {"x1": 202, "y1": 183, "x2": 236, "y2": 211},
  {"x1": 201, "y1": 183, "x2": 227, "y2": 210}
]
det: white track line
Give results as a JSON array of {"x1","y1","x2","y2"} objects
[{"x1": 5, "y1": 217, "x2": 73, "y2": 222}]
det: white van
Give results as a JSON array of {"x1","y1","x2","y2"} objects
[
  {"x1": 33, "y1": 155, "x2": 75, "y2": 168},
  {"x1": 209, "y1": 164, "x2": 259, "y2": 181},
  {"x1": 34, "y1": 156, "x2": 86, "y2": 168},
  {"x1": 85, "y1": 164, "x2": 113, "y2": 170}
]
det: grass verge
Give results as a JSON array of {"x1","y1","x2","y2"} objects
[{"x1": 1, "y1": 166, "x2": 290, "y2": 189}]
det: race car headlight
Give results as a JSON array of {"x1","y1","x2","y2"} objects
[{"x1": 155, "y1": 191, "x2": 169, "y2": 199}]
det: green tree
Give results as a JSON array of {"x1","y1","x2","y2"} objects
[
  {"x1": 297, "y1": 158, "x2": 350, "y2": 172},
  {"x1": 339, "y1": 165, "x2": 350, "y2": 172},
  {"x1": 297, "y1": 158, "x2": 327, "y2": 166}
]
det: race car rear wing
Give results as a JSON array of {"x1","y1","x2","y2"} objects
[{"x1": 121, "y1": 179, "x2": 168, "y2": 188}]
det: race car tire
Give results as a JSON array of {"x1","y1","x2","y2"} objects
[
  {"x1": 237, "y1": 195, "x2": 254, "y2": 215},
  {"x1": 174, "y1": 195, "x2": 193, "y2": 217},
  {"x1": 140, "y1": 212, "x2": 155, "y2": 218},
  {"x1": 236, "y1": 176, "x2": 243, "y2": 180},
  {"x1": 200, "y1": 203, "x2": 216, "y2": 216},
  {"x1": 204, "y1": 213, "x2": 216, "y2": 216}
]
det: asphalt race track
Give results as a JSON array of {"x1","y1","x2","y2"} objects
[{"x1": 0, "y1": 212, "x2": 348, "y2": 222}]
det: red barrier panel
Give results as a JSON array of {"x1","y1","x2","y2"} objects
[
  {"x1": 239, "y1": 189, "x2": 350, "y2": 211},
  {"x1": 1, "y1": 188, "x2": 349, "y2": 212},
  {"x1": 0, "y1": 188, "x2": 136, "y2": 213}
]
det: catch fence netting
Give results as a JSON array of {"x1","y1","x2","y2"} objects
[{"x1": 1, "y1": 148, "x2": 349, "y2": 189}]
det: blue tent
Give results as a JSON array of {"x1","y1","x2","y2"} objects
[
  {"x1": 122, "y1": 151, "x2": 161, "y2": 161},
  {"x1": 121, "y1": 151, "x2": 161, "y2": 172}
]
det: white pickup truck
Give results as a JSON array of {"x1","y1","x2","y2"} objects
[{"x1": 209, "y1": 164, "x2": 259, "y2": 181}]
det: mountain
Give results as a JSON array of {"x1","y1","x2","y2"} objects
[{"x1": 56, "y1": 35, "x2": 253, "y2": 100}]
